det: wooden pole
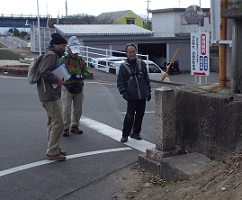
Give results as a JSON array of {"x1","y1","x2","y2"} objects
[{"x1": 161, "y1": 48, "x2": 179, "y2": 81}]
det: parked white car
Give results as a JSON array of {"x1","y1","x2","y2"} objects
[
  {"x1": 89, "y1": 56, "x2": 126, "y2": 72},
  {"x1": 109, "y1": 60, "x2": 170, "y2": 82}
]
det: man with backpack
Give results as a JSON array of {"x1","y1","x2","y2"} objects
[
  {"x1": 37, "y1": 33, "x2": 67, "y2": 161},
  {"x1": 60, "y1": 36, "x2": 89, "y2": 137},
  {"x1": 117, "y1": 43, "x2": 151, "y2": 143}
]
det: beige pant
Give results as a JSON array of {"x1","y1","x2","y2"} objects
[
  {"x1": 61, "y1": 86, "x2": 84, "y2": 131},
  {"x1": 42, "y1": 100, "x2": 64, "y2": 156}
]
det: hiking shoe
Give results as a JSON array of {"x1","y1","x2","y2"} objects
[
  {"x1": 63, "y1": 129, "x2": 70, "y2": 137},
  {"x1": 46, "y1": 154, "x2": 66, "y2": 161},
  {"x1": 58, "y1": 148, "x2": 67, "y2": 156},
  {"x1": 120, "y1": 136, "x2": 128, "y2": 143},
  {"x1": 130, "y1": 134, "x2": 142, "y2": 140},
  {"x1": 70, "y1": 127, "x2": 83, "y2": 134}
]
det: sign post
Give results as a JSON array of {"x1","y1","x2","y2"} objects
[
  {"x1": 191, "y1": 32, "x2": 210, "y2": 84},
  {"x1": 185, "y1": 5, "x2": 210, "y2": 85}
]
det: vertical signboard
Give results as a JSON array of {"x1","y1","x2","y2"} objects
[{"x1": 191, "y1": 32, "x2": 210, "y2": 76}]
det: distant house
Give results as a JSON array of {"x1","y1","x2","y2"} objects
[
  {"x1": 53, "y1": 24, "x2": 153, "y2": 51},
  {"x1": 149, "y1": 8, "x2": 211, "y2": 37},
  {"x1": 97, "y1": 10, "x2": 144, "y2": 28},
  {"x1": 31, "y1": 23, "x2": 192, "y2": 71}
]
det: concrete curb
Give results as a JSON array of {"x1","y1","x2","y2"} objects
[
  {"x1": 138, "y1": 152, "x2": 217, "y2": 181},
  {"x1": 0, "y1": 65, "x2": 29, "y2": 76},
  {"x1": 0, "y1": 65, "x2": 94, "y2": 79}
]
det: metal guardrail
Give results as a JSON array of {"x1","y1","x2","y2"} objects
[
  {"x1": 79, "y1": 45, "x2": 149, "y2": 73},
  {"x1": 0, "y1": 14, "x2": 50, "y2": 18}
]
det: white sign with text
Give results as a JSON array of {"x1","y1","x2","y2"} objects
[{"x1": 191, "y1": 32, "x2": 210, "y2": 76}]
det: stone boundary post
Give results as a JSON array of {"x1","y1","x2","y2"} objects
[{"x1": 155, "y1": 86, "x2": 176, "y2": 151}]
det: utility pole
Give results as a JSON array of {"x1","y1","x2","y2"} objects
[
  {"x1": 37, "y1": 0, "x2": 41, "y2": 55},
  {"x1": 46, "y1": 0, "x2": 48, "y2": 17},
  {"x1": 65, "y1": 0, "x2": 68, "y2": 17},
  {"x1": 219, "y1": 0, "x2": 227, "y2": 87},
  {"x1": 145, "y1": 0, "x2": 151, "y2": 22}
]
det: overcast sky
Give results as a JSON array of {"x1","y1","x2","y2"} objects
[{"x1": 0, "y1": 0, "x2": 210, "y2": 17}]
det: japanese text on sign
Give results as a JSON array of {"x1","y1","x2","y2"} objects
[{"x1": 191, "y1": 32, "x2": 210, "y2": 76}]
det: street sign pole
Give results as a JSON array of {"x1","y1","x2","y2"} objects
[{"x1": 185, "y1": 4, "x2": 209, "y2": 85}]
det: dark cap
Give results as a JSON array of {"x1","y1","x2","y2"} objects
[{"x1": 50, "y1": 33, "x2": 67, "y2": 46}]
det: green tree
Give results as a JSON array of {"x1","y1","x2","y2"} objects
[
  {"x1": 8, "y1": 28, "x2": 20, "y2": 36},
  {"x1": 20, "y1": 31, "x2": 29, "y2": 39}
]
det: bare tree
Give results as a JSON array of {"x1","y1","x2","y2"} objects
[
  {"x1": 46, "y1": 14, "x2": 115, "y2": 28},
  {"x1": 61, "y1": 14, "x2": 97, "y2": 24}
]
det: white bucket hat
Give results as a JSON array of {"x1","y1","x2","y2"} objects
[{"x1": 68, "y1": 36, "x2": 80, "y2": 54}]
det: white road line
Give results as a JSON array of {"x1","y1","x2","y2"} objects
[
  {"x1": 120, "y1": 111, "x2": 155, "y2": 114},
  {"x1": 85, "y1": 81, "x2": 116, "y2": 86},
  {"x1": 0, "y1": 147, "x2": 132, "y2": 178},
  {"x1": 0, "y1": 75, "x2": 26, "y2": 79},
  {"x1": 81, "y1": 117, "x2": 155, "y2": 153},
  {"x1": 0, "y1": 77, "x2": 155, "y2": 178}
]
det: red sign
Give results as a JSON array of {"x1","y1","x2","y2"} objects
[
  {"x1": 193, "y1": 72, "x2": 206, "y2": 76},
  {"x1": 191, "y1": 32, "x2": 210, "y2": 76},
  {"x1": 200, "y1": 33, "x2": 206, "y2": 55}
]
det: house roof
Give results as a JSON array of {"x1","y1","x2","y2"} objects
[
  {"x1": 97, "y1": 10, "x2": 142, "y2": 22},
  {"x1": 149, "y1": 8, "x2": 210, "y2": 14},
  {"x1": 54, "y1": 24, "x2": 153, "y2": 36}
]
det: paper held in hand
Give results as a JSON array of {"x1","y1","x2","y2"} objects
[{"x1": 51, "y1": 63, "x2": 71, "y2": 88}]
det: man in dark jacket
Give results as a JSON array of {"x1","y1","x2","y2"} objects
[
  {"x1": 37, "y1": 33, "x2": 67, "y2": 161},
  {"x1": 117, "y1": 43, "x2": 151, "y2": 143}
]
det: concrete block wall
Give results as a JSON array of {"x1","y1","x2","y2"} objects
[{"x1": 174, "y1": 86, "x2": 242, "y2": 160}]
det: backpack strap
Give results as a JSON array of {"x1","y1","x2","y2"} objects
[
  {"x1": 137, "y1": 59, "x2": 142, "y2": 72},
  {"x1": 65, "y1": 56, "x2": 69, "y2": 65},
  {"x1": 40, "y1": 51, "x2": 55, "y2": 93},
  {"x1": 122, "y1": 62, "x2": 132, "y2": 75},
  {"x1": 78, "y1": 56, "x2": 83, "y2": 70},
  {"x1": 65, "y1": 56, "x2": 82, "y2": 74},
  {"x1": 43, "y1": 50, "x2": 55, "y2": 58},
  {"x1": 122, "y1": 59, "x2": 142, "y2": 75}
]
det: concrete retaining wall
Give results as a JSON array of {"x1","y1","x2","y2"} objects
[
  {"x1": 210, "y1": 56, "x2": 219, "y2": 72},
  {"x1": 174, "y1": 86, "x2": 242, "y2": 160}
]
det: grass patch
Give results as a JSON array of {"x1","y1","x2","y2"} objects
[{"x1": 0, "y1": 49, "x2": 22, "y2": 60}]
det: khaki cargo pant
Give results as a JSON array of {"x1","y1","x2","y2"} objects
[
  {"x1": 42, "y1": 100, "x2": 64, "y2": 156},
  {"x1": 61, "y1": 86, "x2": 84, "y2": 131}
]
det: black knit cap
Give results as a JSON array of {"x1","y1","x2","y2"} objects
[{"x1": 50, "y1": 33, "x2": 67, "y2": 45}]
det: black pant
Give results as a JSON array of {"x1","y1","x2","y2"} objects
[{"x1": 122, "y1": 99, "x2": 146, "y2": 137}]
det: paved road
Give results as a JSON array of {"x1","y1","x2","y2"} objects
[
  {"x1": 0, "y1": 37, "x2": 28, "y2": 49},
  {"x1": 167, "y1": 71, "x2": 219, "y2": 85},
  {"x1": 0, "y1": 65, "x2": 219, "y2": 200},
  {"x1": 0, "y1": 73, "x2": 158, "y2": 200},
  {"x1": 88, "y1": 67, "x2": 219, "y2": 89}
]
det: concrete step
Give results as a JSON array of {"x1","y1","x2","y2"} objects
[{"x1": 138, "y1": 152, "x2": 217, "y2": 181}]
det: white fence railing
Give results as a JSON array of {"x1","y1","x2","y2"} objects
[{"x1": 79, "y1": 45, "x2": 149, "y2": 74}]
